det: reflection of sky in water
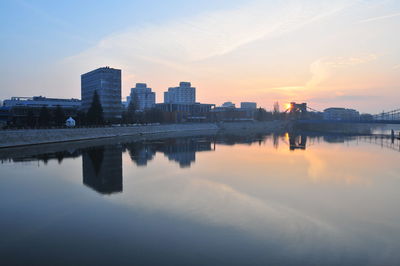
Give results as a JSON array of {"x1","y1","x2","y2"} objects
[{"x1": 0, "y1": 134, "x2": 400, "y2": 265}]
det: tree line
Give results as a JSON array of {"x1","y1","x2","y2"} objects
[{"x1": 5, "y1": 93, "x2": 301, "y2": 129}]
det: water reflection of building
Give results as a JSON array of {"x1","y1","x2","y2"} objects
[
  {"x1": 125, "y1": 138, "x2": 213, "y2": 168},
  {"x1": 11, "y1": 150, "x2": 80, "y2": 164},
  {"x1": 126, "y1": 143, "x2": 157, "y2": 167},
  {"x1": 82, "y1": 145, "x2": 123, "y2": 194},
  {"x1": 162, "y1": 139, "x2": 213, "y2": 168}
]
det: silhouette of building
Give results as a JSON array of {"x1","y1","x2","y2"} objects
[
  {"x1": 1, "y1": 96, "x2": 81, "y2": 126},
  {"x1": 221, "y1": 101, "x2": 236, "y2": 108},
  {"x1": 164, "y1": 82, "x2": 195, "y2": 104},
  {"x1": 130, "y1": 83, "x2": 156, "y2": 111},
  {"x1": 81, "y1": 67, "x2": 122, "y2": 121},
  {"x1": 3, "y1": 96, "x2": 81, "y2": 109},
  {"x1": 323, "y1": 107, "x2": 360, "y2": 120},
  {"x1": 209, "y1": 102, "x2": 253, "y2": 121},
  {"x1": 82, "y1": 145, "x2": 123, "y2": 194},
  {"x1": 156, "y1": 102, "x2": 214, "y2": 122},
  {"x1": 240, "y1": 102, "x2": 257, "y2": 109}
]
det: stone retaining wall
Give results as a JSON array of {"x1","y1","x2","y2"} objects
[{"x1": 0, "y1": 123, "x2": 219, "y2": 148}]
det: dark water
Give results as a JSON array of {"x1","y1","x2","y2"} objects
[{"x1": 1, "y1": 132, "x2": 400, "y2": 266}]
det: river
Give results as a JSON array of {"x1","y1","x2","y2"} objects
[{"x1": 1, "y1": 131, "x2": 399, "y2": 265}]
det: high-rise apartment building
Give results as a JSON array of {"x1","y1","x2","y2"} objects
[
  {"x1": 129, "y1": 83, "x2": 156, "y2": 111},
  {"x1": 81, "y1": 67, "x2": 122, "y2": 120},
  {"x1": 164, "y1": 82, "x2": 195, "y2": 104}
]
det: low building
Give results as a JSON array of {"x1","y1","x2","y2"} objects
[
  {"x1": 209, "y1": 107, "x2": 253, "y2": 122},
  {"x1": 209, "y1": 101, "x2": 255, "y2": 122},
  {"x1": 240, "y1": 102, "x2": 257, "y2": 109},
  {"x1": 0, "y1": 106, "x2": 11, "y2": 127},
  {"x1": 323, "y1": 107, "x2": 360, "y2": 121},
  {"x1": 221, "y1": 102, "x2": 236, "y2": 108},
  {"x1": 156, "y1": 103, "x2": 215, "y2": 123},
  {"x1": 2, "y1": 96, "x2": 81, "y2": 126},
  {"x1": 3, "y1": 96, "x2": 81, "y2": 109}
]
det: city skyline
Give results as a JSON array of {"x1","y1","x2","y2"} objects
[{"x1": 1, "y1": 0, "x2": 400, "y2": 113}]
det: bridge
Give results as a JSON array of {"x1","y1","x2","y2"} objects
[
  {"x1": 285, "y1": 102, "x2": 400, "y2": 124},
  {"x1": 283, "y1": 132, "x2": 400, "y2": 152},
  {"x1": 372, "y1": 108, "x2": 400, "y2": 122}
]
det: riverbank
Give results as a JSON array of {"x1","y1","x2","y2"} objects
[
  {"x1": 0, "y1": 121, "x2": 287, "y2": 148},
  {"x1": 294, "y1": 121, "x2": 378, "y2": 134}
]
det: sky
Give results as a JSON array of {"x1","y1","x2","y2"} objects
[{"x1": 0, "y1": 0, "x2": 399, "y2": 113}]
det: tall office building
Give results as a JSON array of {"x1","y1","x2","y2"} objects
[
  {"x1": 164, "y1": 82, "x2": 196, "y2": 104},
  {"x1": 130, "y1": 83, "x2": 156, "y2": 111},
  {"x1": 81, "y1": 67, "x2": 122, "y2": 120}
]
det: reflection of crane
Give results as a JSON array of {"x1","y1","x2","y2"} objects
[
  {"x1": 278, "y1": 133, "x2": 308, "y2": 151},
  {"x1": 288, "y1": 133, "x2": 307, "y2": 150}
]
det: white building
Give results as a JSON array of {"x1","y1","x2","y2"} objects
[
  {"x1": 130, "y1": 83, "x2": 155, "y2": 111},
  {"x1": 240, "y1": 102, "x2": 257, "y2": 109},
  {"x1": 164, "y1": 82, "x2": 196, "y2": 104},
  {"x1": 323, "y1": 107, "x2": 360, "y2": 120}
]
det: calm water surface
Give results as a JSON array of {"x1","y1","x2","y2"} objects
[{"x1": 1, "y1": 132, "x2": 400, "y2": 266}]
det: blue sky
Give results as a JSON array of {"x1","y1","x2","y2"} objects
[
  {"x1": 0, "y1": 0, "x2": 245, "y2": 62},
  {"x1": 1, "y1": 0, "x2": 400, "y2": 113}
]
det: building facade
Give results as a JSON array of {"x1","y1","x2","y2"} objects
[
  {"x1": 221, "y1": 102, "x2": 236, "y2": 108},
  {"x1": 156, "y1": 103, "x2": 214, "y2": 123},
  {"x1": 3, "y1": 96, "x2": 81, "y2": 109},
  {"x1": 323, "y1": 107, "x2": 360, "y2": 120},
  {"x1": 164, "y1": 82, "x2": 195, "y2": 104},
  {"x1": 81, "y1": 67, "x2": 122, "y2": 121},
  {"x1": 1, "y1": 96, "x2": 81, "y2": 126},
  {"x1": 130, "y1": 83, "x2": 156, "y2": 111},
  {"x1": 240, "y1": 102, "x2": 257, "y2": 109}
]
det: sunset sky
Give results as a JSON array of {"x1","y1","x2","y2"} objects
[{"x1": 1, "y1": 0, "x2": 400, "y2": 113}]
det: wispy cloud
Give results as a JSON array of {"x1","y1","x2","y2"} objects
[
  {"x1": 65, "y1": 0, "x2": 354, "y2": 69},
  {"x1": 308, "y1": 93, "x2": 379, "y2": 103},
  {"x1": 358, "y1": 11, "x2": 400, "y2": 23},
  {"x1": 306, "y1": 54, "x2": 378, "y2": 89}
]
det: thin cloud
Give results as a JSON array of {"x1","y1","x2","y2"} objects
[
  {"x1": 65, "y1": 0, "x2": 354, "y2": 66},
  {"x1": 306, "y1": 54, "x2": 379, "y2": 89},
  {"x1": 357, "y1": 11, "x2": 400, "y2": 23}
]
